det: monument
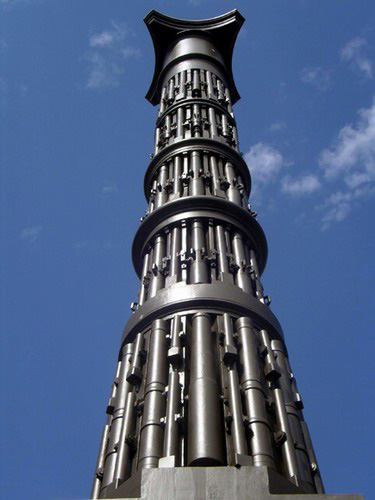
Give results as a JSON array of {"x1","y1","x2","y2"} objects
[{"x1": 91, "y1": 11, "x2": 362, "y2": 499}]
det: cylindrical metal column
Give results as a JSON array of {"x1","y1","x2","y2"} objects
[{"x1": 188, "y1": 313, "x2": 225, "y2": 465}]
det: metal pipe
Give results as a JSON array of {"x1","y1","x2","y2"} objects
[
  {"x1": 113, "y1": 391, "x2": 136, "y2": 485},
  {"x1": 249, "y1": 249, "x2": 265, "y2": 301},
  {"x1": 172, "y1": 155, "x2": 182, "y2": 197},
  {"x1": 159, "y1": 85, "x2": 167, "y2": 115},
  {"x1": 167, "y1": 77, "x2": 175, "y2": 104},
  {"x1": 163, "y1": 316, "x2": 183, "y2": 462},
  {"x1": 138, "y1": 320, "x2": 169, "y2": 468},
  {"x1": 190, "y1": 219, "x2": 208, "y2": 284},
  {"x1": 179, "y1": 70, "x2": 186, "y2": 100},
  {"x1": 170, "y1": 226, "x2": 181, "y2": 279},
  {"x1": 176, "y1": 107, "x2": 184, "y2": 140},
  {"x1": 235, "y1": 317, "x2": 276, "y2": 469},
  {"x1": 91, "y1": 422, "x2": 110, "y2": 499},
  {"x1": 165, "y1": 114, "x2": 171, "y2": 141},
  {"x1": 224, "y1": 88, "x2": 233, "y2": 115},
  {"x1": 192, "y1": 69, "x2": 201, "y2": 97},
  {"x1": 155, "y1": 164, "x2": 168, "y2": 209},
  {"x1": 208, "y1": 107, "x2": 218, "y2": 139},
  {"x1": 192, "y1": 104, "x2": 202, "y2": 138},
  {"x1": 101, "y1": 344, "x2": 134, "y2": 490},
  {"x1": 190, "y1": 151, "x2": 204, "y2": 196},
  {"x1": 209, "y1": 155, "x2": 221, "y2": 195},
  {"x1": 148, "y1": 234, "x2": 165, "y2": 298},
  {"x1": 206, "y1": 70, "x2": 215, "y2": 100},
  {"x1": 300, "y1": 421, "x2": 325, "y2": 494},
  {"x1": 225, "y1": 162, "x2": 242, "y2": 205},
  {"x1": 217, "y1": 78, "x2": 225, "y2": 102},
  {"x1": 215, "y1": 224, "x2": 229, "y2": 276},
  {"x1": 222, "y1": 314, "x2": 248, "y2": 457},
  {"x1": 188, "y1": 313, "x2": 225, "y2": 465},
  {"x1": 138, "y1": 251, "x2": 151, "y2": 306},
  {"x1": 271, "y1": 340, "x2": 314, "y2": 489},
  {"x1": 232, "y1": 232, "x2": 252, "y2": 294}
]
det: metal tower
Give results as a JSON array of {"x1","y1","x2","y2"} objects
[{"x1": 91, "y1": 11, "x2": 362, "y2": 500}]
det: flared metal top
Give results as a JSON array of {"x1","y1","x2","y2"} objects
[{"x1": 144, "y1": 10, "x2": 244, "y2": 105}]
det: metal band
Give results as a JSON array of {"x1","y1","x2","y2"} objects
[
  {"x1": 156, "y1": 97, "x2": 236, "y2": 126},
  {"x1": 120, "y1": 281, "x2": 284, "y2": 351},
  {"x1": 132, "y1": 195, "x2": 267, "y2": 277},
  {"x1": 144, "y1": 137, "x2": 251, "y2": 198}
]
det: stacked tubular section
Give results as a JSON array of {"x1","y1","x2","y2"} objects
[{"x1": 91, "y1": 10, "x2": 324, "y2": 499}]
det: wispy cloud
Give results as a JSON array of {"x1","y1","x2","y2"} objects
[
  {"x1": 244, "y1": 143, "x2": 286, "y2": 188},
  {"x1": 20, "y1": 225, "x2": 42, "y2": 244},
  {"x1": 281, "y1": 174, "x2": 321, "y2": 196},
  {"x1": 101, "y1": 181, "x2": 119, "y2": 197},
  {"x1": 269, "y1": 121, "x2": 286, "y2": 133},
  {"x1": 317, "y1": 100, "x2": 375, "y2": 227},
  {"x1": 341, "y1": 37, "x2": 373, "y2": 79},
  {"x1": 300, "y1": 66, "x2": 331, "y2": 91},
  {"x1": 0, "y1": 0, "x2": 42, "y2": 9},
  {"x1": 319, "y1": 100, "x2": 375, "y2": 188},
  {"x1": 85, "y1": 22, "x2": 141, "y2": 90},
  {"x1": 318, "y1": 185, "x2": 375, "y2": 230}
]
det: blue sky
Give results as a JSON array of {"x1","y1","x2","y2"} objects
[{"x1": 1, "y1": 1, "x2": 374, "y2": 498}]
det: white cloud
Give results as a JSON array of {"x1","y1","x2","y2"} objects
[
  {"x1": 244, "y1": 142, "x2": 286, "y2": 186},
  {"x1": 269, "y1": 121, "x2": 286, "y2": 133},
  {"x1": 300, "y1": 66, "x2": 331, "y2": 91},
  {"x1": 0, "y1": 0, "x2": 41, "y2": 8},
  {"x1": 281, "y1": 174, "x2": 321, "y2": 196},
  {"x1": 317, "y1": 100, "x2": 375, "y2": 226},
  {"x1": 319, "y1": 101, "x2": 375, "y2": 189},
  {"x1": 101, "y1": 181, "x2": 119, "y2": 196},
  {"x1": 86, "y1": 22, "x2": 141, "y2": 90},
  {"x1": 341, "y1": 37, "x2": 373, "y2": 79},
  {"x1": 318, "y1": 185, "x2": 375, "y2": 230},
  {"x1": 20, "y1": 225, "x2": 42, "y2": 244}
]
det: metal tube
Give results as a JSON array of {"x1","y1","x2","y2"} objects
[
  {"x1": 176, "y1": 107, "x2": 184, "y2": 140},
  {"x1": 138, "y1": 320, "x2": 169, "y2": 468},
  {"x1": 138, "y1": 251, "x2": 150, "y2": 306},
  {"x1": 190, "y1": 151, "x2": 204, "y2": 196},
  {"x1": 249, "y1": 249, "x2": 265, "y2": 301},
  {"x1": 192, "y1": 69, "x2": 201, "y2": 97},
  {"x1": 271, "y1": 340, "x2": 314, "y2": 489},
  {"x1": 224, "y1": 88, "x2": 233, "y2": 115},
  {"x1": 232, "y1": 232, "x2": 252, "y2": 294},
  {"x1": 170, "y1": 226, "x2": 181, "y2": 279},
  {"x1": 101, "y1": 344, "x2": 134, "y2": 490},
  {"x1": 217, "y1": 78, "x2": 225, "y2": 102},
  {"x1": 91, "y1": 422, "x2": 110, "y2": 499},
  {"x1": 163, "y1": 316, "x2": 183, "y2": 462},
  {"x1": 167, "y1": 76, "x2": 175, "y2": 103},
  {"x1": 222, "y1": 314, "x2": 248, "y2": 457},
  {"x1": 188, "y1": 313, "x2": 225, "y2": 465},
  {"x1": 159, "y1": 85, "x2": 167, "y2": 115},
  {"x1": 300, "y1": 421, "x2": 325, "y2": 494},
  {"x1": 172, "y1": 155, "x2": 182, "y2": 197},
  {"x1": 206, "y1": 70, "x2": 215, "y2": 100},
  {"x1": 209, "y1": 154, "x2": 222, "y2": 195},
  {"x1": 208, "y1": 107, "x2": 218, "y2": 139},
  {"x1": 192, "y1": 104, "x2": 202, "y2": 138},
  {"x1": 113, "y1": 391, "x2": 136, "y2": 485},
  {"x1": 215, "y1": 224, "x2": 229, "y2": 275},
  {"x1": 165, "y1": 114, "x2": 171, "y2": 141},
  {"x1": 190, "y1": 219, "x2": 208, "y2": 284},
  {"x1": 179, "y1": 70, "x2": 186, "y2": 100},
  {"x1": 148, "y1": 234, "x2": 165, "y2": 298},
  {"x1": 225, "y1": 162, "x2": 242, "y2": 205},
  {"x1": 235, "y1": 317, "x2": 276, "y2": 469},
  {"x1": 155, "y1": 164, "x2": 168, "y2": 209}
]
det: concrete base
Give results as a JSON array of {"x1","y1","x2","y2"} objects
[{"x1": 104, "y1": 466, "x2": 363, "y2": 499}]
